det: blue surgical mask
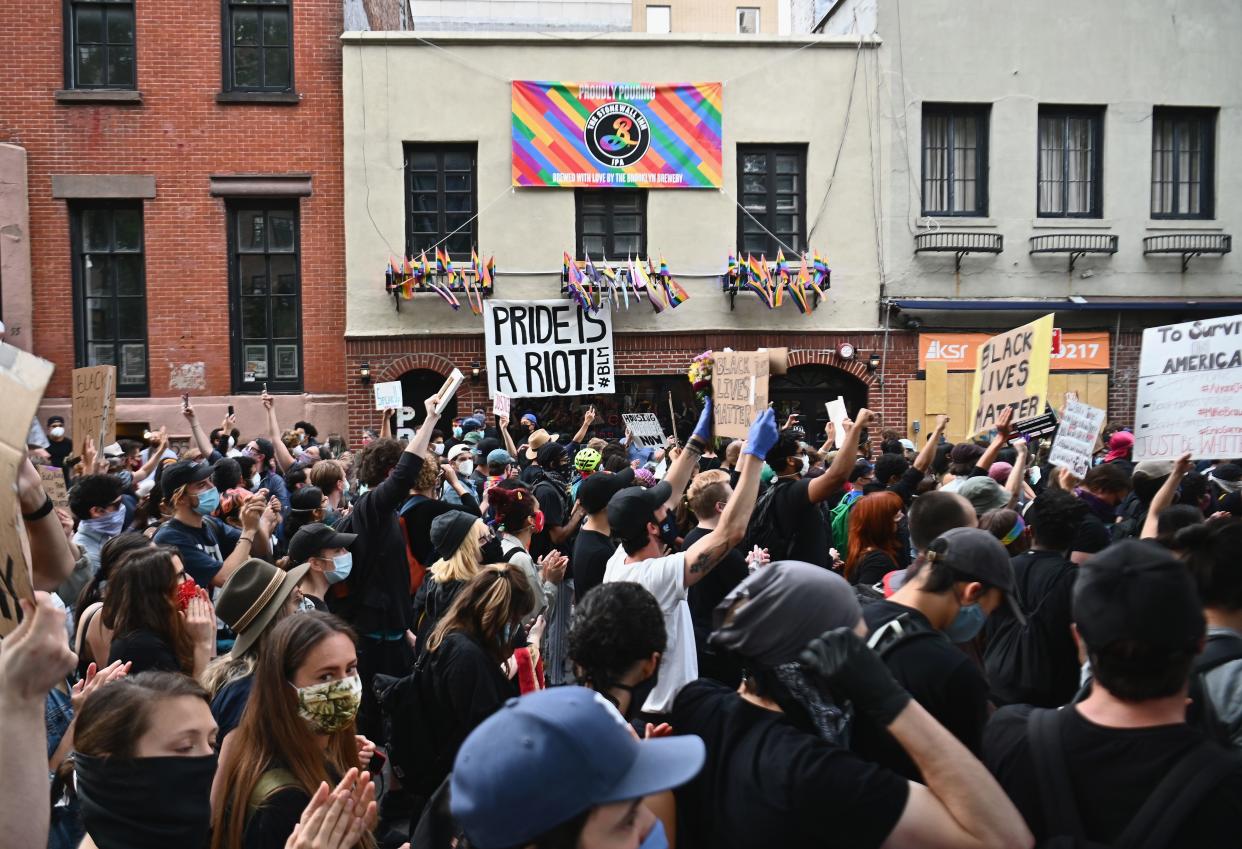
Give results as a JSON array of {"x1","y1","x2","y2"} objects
[
  {"x1": 341, "y1": 479, "x2": 351, "y2": 497},
  {"x1": 82, "y1": 508, "x2": 125, "y2": 538},
  {"x1": 501, "y1": 622, "x2": 514, "y2": 645},
  {"x1": 325, "y1": 552, "x2": 353, "y2": 585},
  {"x1": 193, "y1": 488, "x2": 220, "y2": 516},
  {"x1": 944, "y1": 603, "x2": 987, "y2": 643},
  {"x1": 453, "y1": 427, "x2": 463, "y2": 439},
  {"x1": 639, "y1": 819, "x2": 669, "y2": 849}
]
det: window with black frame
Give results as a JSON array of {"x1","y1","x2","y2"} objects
[
  {"x1": 71, "y1": 203, "x2": 148, "y2": 394},
  {"x1": 737, "y1": 145, "x2": 806, "y2": 256},
  {"x1": 1151, "y1": 107, "x2": 1216, "y2": 220},
  {"x1": 66, "y1": 0, "x2": 136, "y2": 89},
  {"x1": 405, "y1": 144, "x2": 478, "y2": 260},
  {"x1": 1038, "y1": 106, "x2": 1104, "y2": 218},
  {"x1": 922, "y1": 104, "x2": 989, "y2": 217},
  {"x1": 228, "y1": 203, "x2": 302, "y2": 392},
  {"x1": 223, "y1": 0, "x2": 292, "y2": 92},
  {"x1": 575, "y1": 190, "x2": 647, "y2": 259}
]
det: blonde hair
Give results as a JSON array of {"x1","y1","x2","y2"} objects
[
  {"x1": 200, "y1": 652, "x2": 257, "y2": 697},
  {"x1": 309, "y1": 459, "x2": 345, "y2": 493},
  {"x1": 415, "y1": 453, "x2": 440, "y2": 493},
  {"x1": 687, "y1": 469, "x2": 732, "y2": 519},
  {"x1": 429, "y1": 519, "x2": 486, "y2": 584}
]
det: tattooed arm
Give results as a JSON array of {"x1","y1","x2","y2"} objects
[{"x1": 683, "y1": 451, "x2": 763, "y2": 587}]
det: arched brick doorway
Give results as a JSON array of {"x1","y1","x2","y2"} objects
[{"x1": 770, "y1": 360, "x2": 872, "y2": 440}]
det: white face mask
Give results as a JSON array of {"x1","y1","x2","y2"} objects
[
  {"x1": 800, "y1": 456, "x2": 810, "y2": 476},
  {"x1": 432, "y1": 443, "x2": 445, "y2": 456},
  {"x1": 251, "y1": 472, "x2": 261, "y2": 488},
  {"x1": 49, "y1": 426, "x2": 65, "y2": 439},
  {"x1": 458, "y1": 459, "x2": 475, "y2": 477}
]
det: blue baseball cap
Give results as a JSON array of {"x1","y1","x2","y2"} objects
[
  {"x1": 450, "y1": 688, "x2": 704, "y2": 849},
  {"x1": 521, "y1": 412, "x2": 537, "y2": 424},
  {"x1": 486, "y1": 448, "x2": 515, "y2": 466},
  {"x1": 462, "y1": 417, "x2": 484, "y2": 431}
]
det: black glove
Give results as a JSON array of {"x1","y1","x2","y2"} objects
[{"x1": 799, "y1": 627, "x2": 911, "y2": 727}]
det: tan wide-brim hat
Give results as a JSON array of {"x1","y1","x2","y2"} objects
[
  {"x1": 523, "y1": 428, "x2": 560, "y2": 461},
  {"x1": 215, "y1": 558, "x2": 310, "y2": 658}
]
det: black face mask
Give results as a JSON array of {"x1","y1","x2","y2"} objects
[
  {"x1": 480, "y1": 537, "x2": 506, "y2": 564},
  {"x1": 75, "y1": 751, "x2": 217, "y2": 849},
  {"x1": 607, "y1": 668, "x2": 660, "y2": 722}
]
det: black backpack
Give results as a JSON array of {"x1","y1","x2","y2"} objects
[
  {"x1": 1025, "y1": 707, "x2": 1241, "y2": 848},
  {"x1": 984, "y1": 556, "x2": 1077, "y2": 708},
  {"x1": 1187, "y1": 631, "x2": 1242, "y2": 746},
  {"x1": 744, "y1": 478, "x2": 796, "y2": 561},
  {"x1": 372, "y1": 655, "x2": 446, "y2": 799},
  {"x1": 864, "y1": 610, "x2": 944, "y2": 659}
]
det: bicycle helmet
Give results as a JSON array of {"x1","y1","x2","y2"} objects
[{"x1": 573, "y1": 447, "x2": 602, "y2": 473}]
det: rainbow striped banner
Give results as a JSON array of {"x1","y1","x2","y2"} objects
[{"x1": 512, "y1": 81, "x2": 723, "y2": 189}]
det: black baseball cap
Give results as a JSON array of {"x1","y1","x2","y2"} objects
[
  {"x1": 607, "y1": 482, "x2": 672, "y2": 540},
  {"x1": 288, "y1": 522, "x2": 358, "y2": 565},
  {"x1": 161, "y1": 460, "x2": 215, "y2": 495},
  {"x1": 925, "y1": 527, "x2": 1026, "y2": 624},
  {"x1": 578, "y1": 468, "x2": 635, "y2": 514},
  {"x1": 1073, "y1": 540, "x2": 1205, "y2": 652}
]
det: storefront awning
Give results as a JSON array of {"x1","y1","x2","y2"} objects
[{"x1": 889, "y1": 298, "x2": 1242, "y2": 312}]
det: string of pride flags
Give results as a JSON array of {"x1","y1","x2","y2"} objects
[{"x1": 381, "y1": 248, "x2": 831, "y2": 315}]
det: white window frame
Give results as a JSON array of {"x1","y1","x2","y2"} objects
[{"x1": 646, "y1": 5, "x2": 671, "y2": 33}]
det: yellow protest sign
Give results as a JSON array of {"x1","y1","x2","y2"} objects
[{"x1": 968, "y1": 314, "x2": 1055, "y2": 435}]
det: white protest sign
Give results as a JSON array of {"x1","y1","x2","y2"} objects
[
  {"x1": 493, "y1": 393, "x2": 511, "y2": 419},
  {"x1": 826, "y1": 396, "x2": 848, "y2": 448},
  {"x1": 1133, "y1": 314, "x2": 1242, "y2": 461},
  {"x1": 373, "y1": 380, "x2": 403, "y2": 411},
  {"x1": 623, "y1": 413, "x2": 666, "y2": 449},
  {"x1": 1048, "y1": 400, "x2": 1107, "y2": 478},
  {"x1": 484, "y1": 300, "x2": 614, "y2": 398}
]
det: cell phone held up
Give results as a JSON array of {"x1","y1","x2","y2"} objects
[{"x1": 227, "y1": 405, "x2": 235, "y2": 417}]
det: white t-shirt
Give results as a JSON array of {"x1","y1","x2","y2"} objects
[{"x1": 603, "y1": 545, "x2": 697, "y2": 714}]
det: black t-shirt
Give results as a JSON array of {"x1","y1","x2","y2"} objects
[
  {"x1": 571, "y1": 529, "x2": 615, "y2": 602},
  {"x1": 670, "y1": 680, "x2": 908, "y2": 849},
  {"x1": 983, "y1": 705, "x2": 1242, "y2": 847},
  {"x1": 244, "y1": 786, "x2": 306, "y2": 849},
  {"x1": 401, "y1": 492, "x2": 480, "y2": 569},
  {"x1": 770, "y1": 478, "x2": 831, "y2": 568},
  {"x1": 108, "y1": 629, "x2": 181, "y2": 675},
  {"x1": 983, "y1": 549, "x2": 1079, "y2": 708},
  {"x1": 683, "y1": 527, "x2": 749, "y2": 687},
  {"x1": 854, "y1": 601, "x2": 989, "y2": 781},
  {"x1": 47, "y1": 438, "x2": 74, "y2": 469},
  {"x1": 853, "y1": 550, "x2": 898, "y2": 587},
  {"x1": 529, "y1": 473, "x2": 570, "y2": 561}
]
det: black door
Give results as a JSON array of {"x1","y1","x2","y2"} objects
[{"x1": 768, "y1": 365, "x2": 868, "y2": 441}]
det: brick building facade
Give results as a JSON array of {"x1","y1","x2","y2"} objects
[{"x1": 0, "y1": 0, "x2": 353, "y2": 440}]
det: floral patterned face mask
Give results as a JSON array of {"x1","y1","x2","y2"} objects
[{"x1": 292, "y1": 674, "x2": 362, "y2": 733}]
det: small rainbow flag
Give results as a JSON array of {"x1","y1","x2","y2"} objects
[
  {"x1": 484, "y1": 255, "x2": 495, "y2": 289},
  {"x1": 419, "y1": 251, "x2": 431, "y2": 281},
  {"x1": 740, "y1": 254, "x2": 774, "y2": 308},
  {"x1": 812, "y1": 250, "x2": 831, "y2": 294},
  {"x1": 727, "y1": 251, "x2": 738, "y2": 277},
  {"x1": 775, "y1": 249, "x2": 789, "y2": 279},
  {"x1": 435, "y1": 246, "x2": 449, "y2": 277}
]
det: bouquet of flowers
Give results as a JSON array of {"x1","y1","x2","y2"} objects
[{"x1": 688, "y1": 350, "x2": 714, "y2": 402}]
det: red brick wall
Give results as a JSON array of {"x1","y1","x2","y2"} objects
[
  {"x1": 345, "y1": 330, "x2": 921, "y2": 440},
  {"x1": 0, "y1": 0, "x2": 344, "y2": 400},
  {"x1": 1108, "y1": 331, "x2": 1142, "y2": 428}
]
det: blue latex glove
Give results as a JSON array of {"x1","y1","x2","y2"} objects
[
  {"x1": 742, "y1": 408, "x2": 780, "y2": 459},
  {"x1": 692, "y1": 397, "x2": 714, "y2": 443}
]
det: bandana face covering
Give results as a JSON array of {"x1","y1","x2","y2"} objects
[
  {"x1": 773, "y1": 662, "x2": 853, "y2": 746},
  {"x1": 75, "y1": 751, "x2": 216, "y2": 849},
  {"x1": 293, "y1": 674, "x2": 362, "y2": 733},
  {"x1": 176, "y1": 575, "x2": 200, "y2": 612}
]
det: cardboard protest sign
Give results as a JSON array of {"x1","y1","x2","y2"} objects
[
  {"x1": 0, "y1": 343, "x2": 55, "y2": 638},
  {"x1": 1133, "y1": 314, "x2": 1242, "y2": 460},
  {"x1": 485, "y1": 300, "x2": 614, "y2": 399},
  {"x1": 493, "y1": 393, "x2": 511, "y2": 419},
  {"x1": 1048, "y1": 400, "x2": 1107, "y2": 478},
  {"x1": 622, "y1": 413, "x2": 666, "y2": 449},
  {"x1": 72, "y1": 365, "x2": 116, "y2": 451},
  {"x1": 434, "y1": 369, "x2": 465, "y2": 416},
  {"x1": 38, "y1": 467, "x2": 69, "y2": 511},
  {"x1": 713, "y1": 352, "x2": 769, "y2": 440},
  {"x1": 968, "y1": 315, "x2": 1055, "y2": 435},
  {"x1": 373, "y1": 380, "x2": 403, "y2": 411}
]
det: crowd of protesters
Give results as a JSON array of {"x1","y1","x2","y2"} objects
[{"x1": 4, "y1": 384, "x2": 1242, "y2": 849}]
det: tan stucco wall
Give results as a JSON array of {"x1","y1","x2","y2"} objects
[
  {"x1": 0, "y1": 144, "x2": 34, "y2": 353},
  {"x1": 342, "y1": 32, "x2": 883, "y2": 338},
  {"x1": 633, "y1": 0, "x2": 780, "y2": 34},
  {"x1": 872, "y1": 0, "x2": 1242, "y2": 302}
]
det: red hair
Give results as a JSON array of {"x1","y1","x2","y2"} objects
[{"x1": 844, "y1": 491, "x2": 903, "y2": 583}]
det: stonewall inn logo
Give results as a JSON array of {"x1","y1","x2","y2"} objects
[{"x1": 584, "y1": 102, "x2": 651, "y2": 168}]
